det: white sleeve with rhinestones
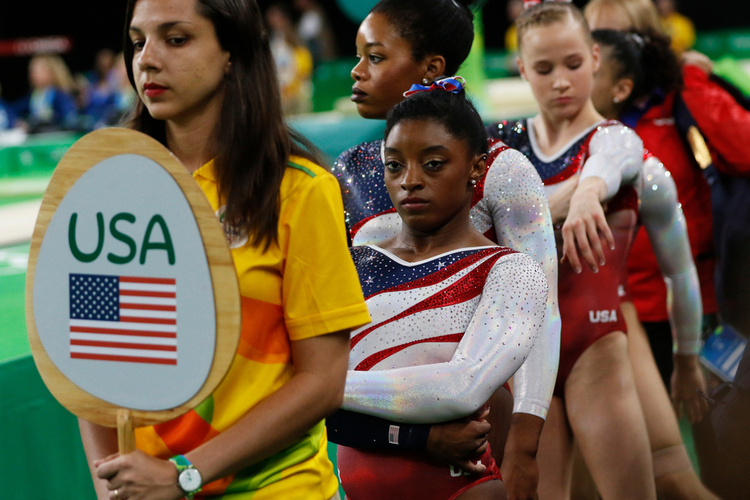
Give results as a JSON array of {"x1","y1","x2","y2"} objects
[
  {"x1": 639, "y1": 156, "x2": 702, "y2": 354},
  {"x1": 473, "y1": 148, "x2": 560, "y2": 419},
  {"x1": 580, "y1": 124, "x2": 643, "y2": 200},
  {"x1": 341, "y1": 252, "x2": 548, "y2": 423}
]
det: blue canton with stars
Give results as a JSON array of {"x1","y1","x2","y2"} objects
[
  {"x1": 350, "y1": 246, "x2": 489, "y2": 299},
  {"x1": 486, "y1": 119, "x2": 589, "y2": 182},
  {"x1": 69, "y1": 274, "x2": 120, "y2": 321}
]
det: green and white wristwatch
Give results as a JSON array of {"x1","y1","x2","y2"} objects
[{"x1": 169, "y1": 455, "x2": 203, "y2": 499}]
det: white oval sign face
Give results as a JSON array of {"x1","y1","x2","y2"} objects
[{"x1": 33, "y1": 154, "x2": 215, "y2": 411}]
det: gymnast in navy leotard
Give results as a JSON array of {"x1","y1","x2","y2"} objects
[{"x1": 331, "y1": 82, "x2": 548, "y2": 500}]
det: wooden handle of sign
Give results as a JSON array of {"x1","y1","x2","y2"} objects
[{"x1": 117, "y1": 409, "x2": 136, "y2": 455}]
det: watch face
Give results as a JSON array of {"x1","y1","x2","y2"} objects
[{"x1": 179, "y1": 468, "x2": 202, "y2": 492}]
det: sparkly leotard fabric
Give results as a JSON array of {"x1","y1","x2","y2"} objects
[
  {"x1": 337, "y1": 245, "x2": 547, "y2": 499},
  {"x1": 333, "y1": 139, "x2": 560, "y2": 418},
  {"x1": 488, "y1": 119, "x2": 643, "y2": 395},
  {"x1": 622, "y1": 154, "x2": 702, "y2": 354}
]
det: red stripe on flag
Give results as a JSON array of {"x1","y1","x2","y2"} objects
[
  {"x1": 120, "y1": 276, "x2": 176, "y2": 285},
  {"x1": 71, "y1": 339, "x2": 177, "y2": 351},
  {"x1": 120, "y1": 290, "x2": 176, "y2": 298},
  {"x1": 70, "y1": 326, "x2": 176, "y2": 338},
  {"x1": 71, "y1": 353, "x2": 177, "y2": 365},
  {"x1": 119, "y1": 316, "x2": 176, "y2": 325},
  {"x1": 120, "y1": 303, "x2": 176, "y2": 311}
]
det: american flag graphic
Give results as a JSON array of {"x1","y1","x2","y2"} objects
[{"x1": 69, "y1": 273, "x2": 177, "y2": 365}]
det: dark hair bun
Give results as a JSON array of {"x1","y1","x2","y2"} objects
[{"x1": 384, "y1": 83, "x2": 488, "y2": 157}]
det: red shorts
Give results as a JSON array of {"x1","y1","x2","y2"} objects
[
  {"x1": 554, "y1": 189, "x2": 637, "y2": 396},
  {"x1": 337, "y1": 444, "x2": 502, "y2": 500}
]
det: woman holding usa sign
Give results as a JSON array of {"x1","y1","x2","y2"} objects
[{"x1": 77, "y1": 0, "x2": 370, "y2": 499}]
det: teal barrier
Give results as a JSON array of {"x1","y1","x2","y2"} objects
[
  {"x1": 289, "y1": 113, "x2": 385, "y2": 164},
  {"x1": 0, "y1": 356, "x2": 96, "y2": 499},
  {"x1": 0, "y1": 132, "x2": 81, "y2": 178},
  {"x1": 0, "y1": 244, "x2": 30, "y2": 361},
  {"x1": 695, "y1": 29, "x2": 750, "y2": 61}
]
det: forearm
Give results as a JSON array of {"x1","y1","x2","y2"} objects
[
  {"x1": 666, "y1": 270, "x2": 703, "y2": 354},
  {"x1": 187, "y1": 332, "x2": 349, "y2": 484},
  {"x1": 501, "y1": 412, "x2": 543, "y2": 498},
  {"x1": 188, "y1": 372, "x2": 340, "y2": 483},
  {"x1": 79, "y1": 418, "x2": 118, "y2": 499},
  {"x1": 504, "y1": 413, "x2": 543, "y2": 460}
]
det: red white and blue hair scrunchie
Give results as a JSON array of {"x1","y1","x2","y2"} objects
[
  {"x1": 403, "y1": 76, "x2": 466, "y2": 98},
  {"x1": 523, "y1": 0, "x2": 571, "y2": 8}
]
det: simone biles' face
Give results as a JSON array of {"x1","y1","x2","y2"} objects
[
  {"x1": 383, "y1": 118, "x2": 484, "y2": 235},
  {"x1": 129, "y1": 0, "x2": 231, "y2": 126}
]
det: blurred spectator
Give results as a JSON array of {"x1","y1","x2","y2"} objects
[
  {"x1": 0, "y1": 83, "x2": 17, "y2": 130},
  {"x1": 504, "y1": 0, "x2": 524, "y2": 53},
  {"x1": 294, "y1": 0, "x2": 336, "y2": 66},
  {"x1": 11, "y1": 54, "x2": 78, "y2": 133},
  {"x1": 656, "y1": 0, "x2": 696, "y2": 54},
  {"x1": 79, "y1": 48, "x2": 120, "y2": 130},
  {"x1": 105, "y1": 53, "x2": 136, "y2": 127},
  {"x1": 266, "y1": 3, "x2": 313, "y2": 115},
  {"x1": 584, "y1": 0, "x2": 661, "y2": 32},
  {"x1": 83, "y1": 48, "x2": 116, "y2": 87},
  {"x1": 503, "y1": 0, "x2": 524, "y2": 75}
]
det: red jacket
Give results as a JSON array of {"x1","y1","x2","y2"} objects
[
  {"x1": 681, "y1": 64, "x2": 750, "y2": 176},
  {"x1": 627, "y1": 89, "x2": 718, "y2": 322}
]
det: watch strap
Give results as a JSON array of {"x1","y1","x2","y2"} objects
[
  {"x1": 170, "y1": 454, "x2": 192, "y2": 469},
  {"x1": 169, "y1": 455, "x2": 202, "y2": 499}
]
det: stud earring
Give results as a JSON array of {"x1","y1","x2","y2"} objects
[
  {"x1": 613, "y1": 96, "x2": 621, "y2": 103},
  {"x1": 471, "y1": 179, "x2": 477, "y2": 187},
  {"x1": 422, "y1": 78, "x2": 429, "y2": 85}
]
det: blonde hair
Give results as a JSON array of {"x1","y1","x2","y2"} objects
[
  {"x1": 583, "y1": 0, "x2": 662, "y2": 32},
  {"x1": 516, "y1": 2, "x2": 593, "y2": 51},
  {"x1": 31, "y1": 54, "x2": 76, "y2": 93}
]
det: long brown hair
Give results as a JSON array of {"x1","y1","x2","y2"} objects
[{"x1": 123, "y1": 0, "x2": 322, "y2": 250}]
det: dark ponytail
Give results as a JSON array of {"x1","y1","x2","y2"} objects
[
  {"x1": 370, "y1": 0, "x2": 476, "y2": 76},
  {"x1": 593, "y1": 28, "x2": 682, "y2": 107}
]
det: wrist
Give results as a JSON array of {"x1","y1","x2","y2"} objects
[
  {"x1": 170, "y1": 455, "x2": 203, "y2": 499},
  {"x1": 573, "y1": 177, "x2": 608, "y2": 202},
  {"x1": 504, "y1": 413, "x2": 542, "y2": 458},
  {"x1": 674, "y1": 353, "x2": 700, "y2": 371}
]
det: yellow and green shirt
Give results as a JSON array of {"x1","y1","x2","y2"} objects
[{"x1": 135, "y1": 156, "x2": 371, "y2": 499}]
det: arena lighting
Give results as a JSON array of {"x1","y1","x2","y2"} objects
[{"x1": 0, "y1": 36, "x2": 73, "y2": 57}]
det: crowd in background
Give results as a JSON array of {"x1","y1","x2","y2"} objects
[
  {"x1": 0, "y1": 0, "x2": 337, "y2": 133},
  {"x1": 0, "y1": 0, "x2": 702, "y2": 129},
  {"x1": 0, "y1": 50, "x2": 134, "y2": 134}
]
